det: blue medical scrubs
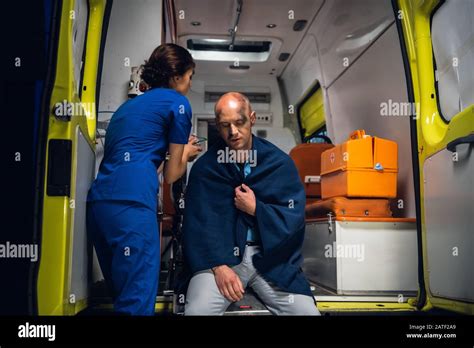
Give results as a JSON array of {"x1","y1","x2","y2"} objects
[{"x1": 86, "y1": 88, "x2": 192, "y2": 315}]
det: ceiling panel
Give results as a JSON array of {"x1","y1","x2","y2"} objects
[
  {"x1": 175, "y1": 0, "x2": 324, "y2": 77},
  {"x1": 311, "y1": 0, "x2": 394, "y2": 87}
]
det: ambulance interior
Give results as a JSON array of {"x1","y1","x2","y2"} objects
[{"x1": 36, "y1": 0, "x2": 473, "y2": 315}]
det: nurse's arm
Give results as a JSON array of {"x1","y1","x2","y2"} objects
[
  {"x1": 164, "y1": 143, "x2": 186, "y2": 184},
  {"x1": 164, "y1": 140, "x2": 201, "y2": 184}
]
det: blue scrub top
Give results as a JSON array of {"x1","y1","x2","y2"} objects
[{"x1": 87, "y1": 87, "x2": 192, "y2": 211}]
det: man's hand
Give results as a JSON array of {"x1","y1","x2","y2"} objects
[
  {"x1": 212, "y1": 265, "x2": 245, "y2": 302},
  {"x1": 234, "y1": 183, "x2": 256, "y2": 216}
]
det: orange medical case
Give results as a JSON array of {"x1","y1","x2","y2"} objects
[
  {"x1": 289, "y1": 143, "x2": 334, "y2": 202},
  {"x1": 305, "y1": 196, "x2": 393, "y2": 218},
  {"x1": 320, "y1": 130, "x2": 398, "y2": 199}
]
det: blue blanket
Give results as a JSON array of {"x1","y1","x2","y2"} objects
[{"x1": 182, "y1": 135, "x2": 312, "y2": 296}]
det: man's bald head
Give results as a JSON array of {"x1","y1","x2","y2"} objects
[
  {"x1": 214, "y1": 92, "x2": 252, "y2": 119},
  {"x1": 214, "y1": 92, "x2": 256, "y2": 151}
]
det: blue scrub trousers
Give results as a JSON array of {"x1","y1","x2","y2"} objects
[{"x1": 86, "y1": 199, "x2": 160, "y2": 315}]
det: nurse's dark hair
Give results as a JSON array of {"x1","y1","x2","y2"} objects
[{"x1": 141, "y1": 43, "x2": 195, "y2": 89}]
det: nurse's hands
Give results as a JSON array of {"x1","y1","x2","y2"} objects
[
  {"x1": 234, "y1": 183, "x2": 256, "y2": 216},
  {"x1": 184, "y1": 135, "x2": 202, "y2": 162},
  {"x1": 212, "y1": 265, "x2": 245, "y2": 302}
]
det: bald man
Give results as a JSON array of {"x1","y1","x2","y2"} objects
[{"x1": 182, "y1": 92, "x2": 320, "y2": 315}]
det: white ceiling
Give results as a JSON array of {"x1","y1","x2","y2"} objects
[{"x1": 174, "y1": 0, "x2": 324, "y2": 77}]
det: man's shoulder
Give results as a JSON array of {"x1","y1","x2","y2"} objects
[
  {"x1": 189, "y1": 147, "x2": 216, "y2": 175},
  {"x1": 255, "y1": 136, "x2": 292, "y2": 164}
]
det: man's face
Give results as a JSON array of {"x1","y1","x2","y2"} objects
[{"x1": 216, "y1": 98, "x2": 256, "y2": 150}]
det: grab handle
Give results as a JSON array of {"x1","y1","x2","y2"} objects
[{"x1": 446, "y1": 133, "x2": 474, "y2": 152}]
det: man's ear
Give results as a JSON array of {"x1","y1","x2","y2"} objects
[{"x1": 249, "y1": 111, "x2": 256, "y2": 126}]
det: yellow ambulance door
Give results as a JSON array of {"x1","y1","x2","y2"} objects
[
  {"x1": 397, "y1": 0, "x2": 474, "y2": 314},
  {"x1": 37, "y1": 0, "x2": 110, "y2": 315}
]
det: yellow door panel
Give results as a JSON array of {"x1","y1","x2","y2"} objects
[
  {"x1": 398, "y1": 0, "x2": 474, "y2": 315},
  {"x1": 37, "y1": 0, "x2": 107, "y2": 315}
]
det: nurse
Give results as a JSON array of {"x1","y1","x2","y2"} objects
[{"x1": 86, "y1": 43, "x2": 200, "y2": 315}]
